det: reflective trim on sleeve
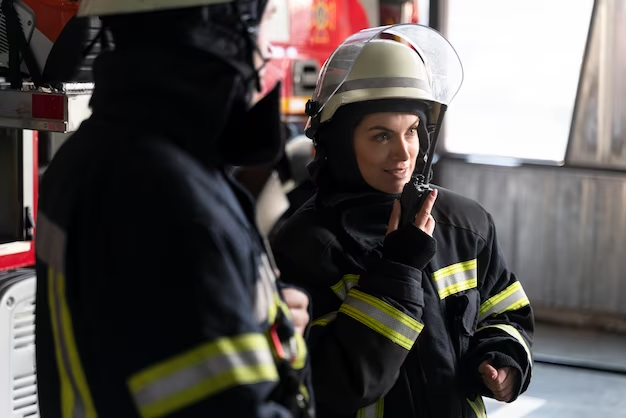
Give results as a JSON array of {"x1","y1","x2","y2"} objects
[
  {"x1": 466, "y1": 396, "x2": 487, "y2": 418},
  {"x1": 339, "y1": 289, "x2": 423, "y2": 350},
  {"x1": 38, "y1": 212, "x2": 98, "y2": 418},
  {"x1": 357, "y1": 397, "x2": 384, "y2": 418},
  {"x1": 432, "y1": 259, "x2": 478, "y2": 299},
  {"x1": 271, "y1": 297, "x2": 308, "y2": 370},
  {"x1": 128, "y1": 334, "x2": 279, "y2": 418},
  {"x1": 291, "y1": 332, "x2": 308, "y2": 370},
  {"x1": 299, "y1": 383, "x2": 310, "y2": 402},
  {"x1": 330, "y1": 274, "x2": 360, "y2": 300},
  {"x1": 311, "y1": 311, "x2": 337, "y2": 327},
  {"x1": 477, "y1": 324, "x2": 533, "y2": 366},
  {"x1": 479, "y1": 281, "x2": 530, "y2": 322}
]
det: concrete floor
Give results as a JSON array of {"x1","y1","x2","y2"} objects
[{"x1": 484, "y1": 323, "x2": 626, "y2": 417}]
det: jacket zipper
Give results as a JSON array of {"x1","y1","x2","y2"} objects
[{"x1": 446, "y1": 315, "x2": 467, "y2": 417}]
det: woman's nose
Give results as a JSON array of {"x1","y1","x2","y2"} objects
[{"x1": 391, "y1": 137, "x2": 411, "y2": 161}]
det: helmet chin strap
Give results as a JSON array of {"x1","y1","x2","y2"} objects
[
  {"x1": 233, "y1": 0, "x2": 270, "y2": 94},
  {"x1": 414, "y1": 105, "x2": 447, "y2": 184}
]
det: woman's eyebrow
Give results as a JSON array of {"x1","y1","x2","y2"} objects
[
  {"x1": 368, "y1": 125, "x2": 393, "y2": 131},
  {"x1": 367, "y1": 117, "x2": 420, "y2": 132}
]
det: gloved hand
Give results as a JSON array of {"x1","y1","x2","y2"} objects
[
  {"x1": 382, "y1": 189, "x2": 438, "y2": 270},
  {"x1": 386, "y1": 189, "x2": 438, "y2": 237}
]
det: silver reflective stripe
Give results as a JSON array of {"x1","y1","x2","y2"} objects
[
  {"x1": 321, "y1": 77, "x2": 429, "y2": 100},
  {"x1": 357, "y1": 398, "x2": 384, "y2": 418},
  {"x1": 360, "y1": 404, "x2": 377, "y2": 418},
  {"x1": 479, "y1": 281, "x2": 530, "y2": 322},
  {"x1": 133, "y1": 347, "x2": 275, "y2": 409},
  {"x1": 37, "y1": 212, "x2": 88, "y2": 417},
  {"x1": 36, "y1": 211, "x2": 66, "y2": 271},
  {"x1": 255, "y1": 254, "x2": 277, "y2": 324},
  {"x1": 330, "y1": 274, "x2": 360, "y2": 300},
  {"x1": 432, "y1": 260, "x2": 478, "y2": 299},
  {"x1": 478, "y1": 324, "x2": 533, "y2": 366},
  {"x1": 344, "y1": 295, "x2": 420, "y2": 342},
  {"x1": 340, "y1": 289, "x2": 422, "y2": 350}
]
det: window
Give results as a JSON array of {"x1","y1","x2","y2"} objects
[
  {"x1": 264, "y1": 0, "x2": 291, "y2": 44},
  {"x1": 443, "y1": 0, "x2": 594, "y2": 163}
]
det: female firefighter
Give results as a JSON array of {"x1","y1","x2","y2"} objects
[{"x1": 271, "y1": 24, "x2": 534, "y2": 417}]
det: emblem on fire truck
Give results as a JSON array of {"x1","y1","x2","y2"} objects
[{"x1": 311, "y1": 0, "x2": 337, "y2": 44}]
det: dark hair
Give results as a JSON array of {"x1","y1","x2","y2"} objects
[
  {"x1": 308, "y1": 99, "x2": 431, "y2": 194},
  {"x1": 315, "y1": 99, "x2": 430, "y2": 148}
]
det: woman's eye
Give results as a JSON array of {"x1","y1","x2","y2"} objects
[
  {"x1": 408, "y1": 128, "x2": 418, "y2": 136},
  {"x1": 374, "y1": 133, "x2": 389, "y2": 142}
]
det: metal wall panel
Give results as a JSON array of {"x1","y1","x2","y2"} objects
[
  {"x1": 566, "y1": 0, "x2": 626, "y2": 170},
  {"x1": 436, "y1": 158, "x2": 626, "y2": 316}
]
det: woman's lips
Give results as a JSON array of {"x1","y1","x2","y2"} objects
[{"x1": 384, "y1": 167, "x2": 409, "y2": 179}]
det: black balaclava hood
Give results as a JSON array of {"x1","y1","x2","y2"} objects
[
  {"x1": 311, "y1": 99, "x2": 431, "y2": 197},
  {"x1": 308, "y1": 99, "x2": 432, "y2": 257},
  {"x1": 90, "y1": 1, "x2": 284, "y2": 168}
]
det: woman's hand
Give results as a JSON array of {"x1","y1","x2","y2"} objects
[
  {"x1": 478, "y1": 361, "x2": 520, "y2": 402},
  {"x1": 386, "y1": 189, "x2": 438, "y2": 237},
  {"x1": 281, "y1": 287, "x2": 310, "y2": 336}
]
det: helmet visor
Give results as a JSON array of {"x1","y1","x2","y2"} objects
[{"x1": 311, "y1": 24, "x2": 464, "y2": 117}]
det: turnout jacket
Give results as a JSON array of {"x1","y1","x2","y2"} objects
[
  {"x1": 271, "y1": 187, "x2": 534, "y2": 418},
  {"x1": 34, "y1": 49, "x2": 312, "y2": 418}
]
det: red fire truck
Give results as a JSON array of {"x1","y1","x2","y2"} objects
[{"x1": 263, "y1": 0, "x2": 421, "y2": 136}]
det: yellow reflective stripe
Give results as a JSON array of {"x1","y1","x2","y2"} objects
[
  {"x1": 38, "y1": 211, "x2": 98, "y2": 418},
  {"x1": 432, "y1": 259, "x2": 478, "y2": 299},
  {"x1": 477, "y1": 324, "x2": 533, "y2": 366},
  {"x1": 432, "y1": 259, "x2": 477, "y2": 281},
  {"x1": 438, "y1": 278, "x2": 478, "y2": 299},
  {"x1": 339, "y1": 289, "x2": 423, "y2": 350},
  {"x1": 299, "y1": 383, "x2": 310, "y2": 402},
  {"x1": 128, "y1": 334, "x2": 279, "y2": 418},
  {"x1": 263, "y1": 286, "x2": 279, "y2": 326},
  {"x1": 466, "y1": 396, "x2": 487, "y2": 418},
  {"x1": 56, "y1": 271, "x2": 98, "y2": 418},
  {"x1": 291, "y1": 332, "x2": 308, "y2": 370},
  {"x1": 330, "y1": 274, "x2": 360, "y2": 300},
  {"x1": 47, "y1": 267, "x2": 76, "y2": 418},
  {"x1": 479, "y1": 281, "x2": 530, "y2": 322},
  {"x1": 376, "y1": 397, "x2": 385, "y2": 417},
  {"x1": 477, "y1": 396, "x2": 487, "y2": 417},
  {"x1": 356, "y1": 397, "x2": 384, "y2": 418},
  {"x1": 272, "y1": 296, "x2": 307, "y2": 370},
  {"x1": 311, "y1": 311, "x2": 337, "y2": 327}
]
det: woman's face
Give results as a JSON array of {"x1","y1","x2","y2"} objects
[{"x1": 353, "y1": 112, "x2": 422, "y2": 194}]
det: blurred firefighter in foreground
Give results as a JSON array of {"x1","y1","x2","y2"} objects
[
  {"x1": 271, "y1": 24, "x2": 534, "y2": 417},
  {"x1": 34, "y1": 0, "x2": 314, "y2": 416}
]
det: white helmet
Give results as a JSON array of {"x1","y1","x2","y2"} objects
[
  {"x1": 78, "y1": 0, "x2": 232, "y2": 17},
  {"x1": 304, "y1": 24, "x2": 464, "y2": 139}
]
